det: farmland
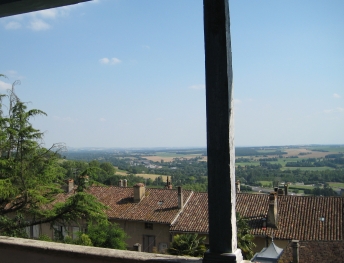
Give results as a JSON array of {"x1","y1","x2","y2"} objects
[{"x1": 64, "y1": 145, "x2": 344, "y2": 194}]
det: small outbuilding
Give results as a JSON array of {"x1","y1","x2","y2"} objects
[{"x1": 251, "y1": 241, "x2": 283, "y2": 263}]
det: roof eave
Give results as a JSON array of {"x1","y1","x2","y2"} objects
[{"x1": 0, "y1": 0, "x2": 91, "y2": 18}]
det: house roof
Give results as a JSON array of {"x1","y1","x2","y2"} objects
[
  {"x1": 87, "y1": 186, "x2": 193, "y2": 224},
  {"x1": 170, "y1": 192, "x2": 208, "y2": 233},
  {"x1": 73, "y1": 186, "x2": 343, "y2": 241},
  {"x1": 170, "y1": 192, "x2": 344, "y2": 241},
  {"x1": 278, "y1": 241, "x2": 344, "y2": 263}
]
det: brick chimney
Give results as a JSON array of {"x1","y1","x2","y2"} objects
[
  {"x1": 134, "y1": 183, "x2": 145, "y2": 203},
  {"x1": 66, "y1": 179, "x2": 74, "y2": 193},
  {"x1": 284, "y1": 184, "x2": 289, "y2": 195},
  {"x1": 267, "y1": 192, "x2": 278, "y2": 228},
  {"x1": 165, "y1": 176, "x2": 172, "y2": 189},
  {"x1": 178, "y1": 186, "x2": 183, "y2": 209},
  {"x1": 235, "y1": 180, "x2": 240, "y2": 193},
  {"x1": 277, "y1": 188, "x2": 284, "y2": 196}
]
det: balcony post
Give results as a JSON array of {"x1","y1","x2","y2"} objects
[{"x1": 203, "y1": 0, "x2": 243, "y2": 262}]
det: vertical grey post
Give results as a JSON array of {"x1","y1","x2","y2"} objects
[
  {"x1": 203, "y1": 0, "x2": 242, "y2": 262},
  {"x1": 292, "y1": 240, "x2": 299, "y2": 263}
]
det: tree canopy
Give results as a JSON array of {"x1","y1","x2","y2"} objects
[{"x1": 0, "y1": 77, "x2": 107, "y2": 237}]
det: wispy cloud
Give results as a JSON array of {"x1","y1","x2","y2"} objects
[
  {"x1": 99, "y1": 118, "x2": 106, "y2": 122},
  {"x1": 324, "y1": 107, "x2": 344, "y2": 114},
  {"x1": 99, "y1": 57, "x2": 122, "y2": 65},
  {"x1": 189, "y1": 84, "x2": 205, "y2": 90},
  {"x1": 2, "y1": 5, "x2": 77, "y2": 31},
  {"x1": 333, "y1": 93, "x2": 341, "y2": 99},
  {"x1": 5, "y1": 21, "x2": 21, "y2": 30},
  {"x1": 0, "y1": 81, "x2": 12, "y2": 90},
  {"x1": 4, "y1": 70, "x2": 22, "y2": 80},
  {"x1": 28, "y1": 19, "x2": 50, "y2": 31}
]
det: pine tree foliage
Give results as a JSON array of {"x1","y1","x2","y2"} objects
[{"x1": 0, "y1": 77, "x2": 107, "y2": 236}]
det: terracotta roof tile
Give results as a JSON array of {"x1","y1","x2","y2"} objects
[
  {"x1": 170, "y1": 192, "x2": 208, "y2": 233},
  {"x1": 279, "y1": 241, "x2": 344, "y2": 263},
  {"x1": 170, "y1": 193, "x2": 344, "y2": 241},
  {"x1": 87, "y1": 186, "x2": 192, "y2": 224}
]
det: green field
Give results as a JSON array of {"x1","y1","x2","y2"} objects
[
  {"x1": 328, "y1": 182, "x2": 344, "y2": 188},
  {"x1": 281, "y1": 166, "x2": 335, "y2": 171},
  {"x1": 306, "y1": 146, "x2": 344, "y2": 153}
]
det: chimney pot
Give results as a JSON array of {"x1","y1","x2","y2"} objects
[
  {"x1": 178, "y1": 186, "x2": 183, "y2": 209},
  {"x1": 123, "y1": 179, "x2": 127, "y2": 187},
  {"x1": 235, "y1": 180, "x2": 240, "y2": 193},
  {"x1": 267, "y1": 192, "x2": 278, "y2": 228},
  {"x1": 284, "y1": 184, "x2": 289, "y2": 195},
  {"x1": 292, "y1": 240, "x2": 299, "y2": 263},
  {"x1": 66, "y1": 179, "x2": 74, "y2": 193},
  {"x1": 118, "y1": 179, "x2": 123, "y2": 187},
  {"x1": 278, "y1": 188, "x2": 284, "y2": 196}
]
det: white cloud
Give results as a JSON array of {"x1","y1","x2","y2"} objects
[
  {"x1": 5, "y1": 21, "x2": 21, "y2": 30},
  {"x1": 324, "y1": 108, "x2": 344, "y2": 114},
  {"x1": 99, "y1": 118, "x2": 106, "y2": 122},
  {"x1": 34, "y1": 9, "x2": 58, "y2": 19},
  {"x1": 99, "y1": 57, "x2": 122, "y2": 65},
  {"x1": 5, "y1": 70, "x2": 23, "y2": 80},
  {"x1": 0, "y1": 81, "x2": 12, "y2": 90},
  {"x1": 189, "y1": 84, "x2": 205, "y2": 90},
  {"x1": 142, "y1": 45, "x2": 150, "y2": 49},
  {"x1": 99, "y1": 58, "x2": 110, "y2": 64},
  {"x1": 155, "y1": 117, "x2": 164, "y2": 121},
  {"x1": 2, "y1": 5, "x2": 75, "y2": 30},
  {"x1": 28, "y1": 19, "x2": 51, "y2": 31},
  {"x1": 333, "y1": 93, "x2": 341, "y2": 99},
  {"x1": 111, "y1": 58, "x2": 121, "y2": 64}
]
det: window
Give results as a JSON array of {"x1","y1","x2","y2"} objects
[
  {"x1": 145, "y1": 222, "x2": 153, "y2": 230},
  {"x1": 25, "y1": 224, "x2": 40, "y2": 239},
  {"x1": 72, "y1": 226, "x2": 80, "y2": 240},
  {"x1": 53, "y1": 225, "x2": 69, "y2": 240}
]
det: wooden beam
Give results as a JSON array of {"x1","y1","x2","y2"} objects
[
  {"x1": 0, "y1": 0, "x2": 91, "y2": 18},
  {"x1": 203, "y1": 0, "x2": 243, "y2": 262}
]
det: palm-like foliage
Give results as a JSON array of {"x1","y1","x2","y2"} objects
[
  {"x1": 237, "y1": 212, "x2": 256, "y2": 260},
  {"x1": 168, "y1": 233, "x2": 206, "y2": 257}
]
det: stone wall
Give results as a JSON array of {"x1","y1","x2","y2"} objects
[{"x1": 0, "y1": 236, "x2": 202, "y2": 263}]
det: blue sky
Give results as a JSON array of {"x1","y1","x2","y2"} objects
[{"x1": 0, "y1": 0, "x2": 343, "y2": 148}]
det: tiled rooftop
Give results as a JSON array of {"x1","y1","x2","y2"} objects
[
  {"x1": 278, "y1": 240, "x2": 344, "y2": 263},
  {"x1": 170, "y1": 192, "x2": 208, "y2": 233},
  {"x1": 71, "y1": 186, "x2": 343, "y2": 242},
  {"x1": 87, "y1": 186, "x2": 192, "y2": 224},
  {"x1": 170, "y1": 192, "x2": 343, "y2": 241}
]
